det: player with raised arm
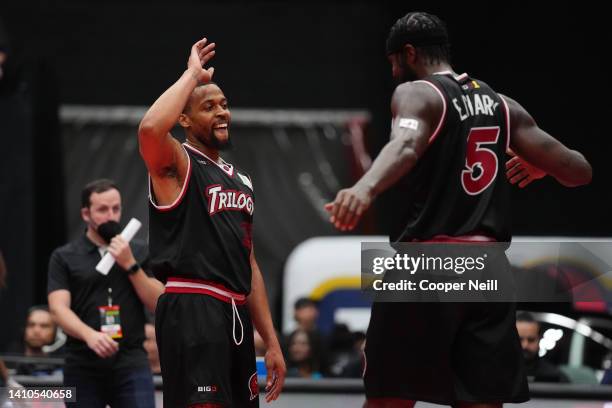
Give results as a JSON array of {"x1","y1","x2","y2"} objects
[{"x1": 138, "y1": 38, "x2": 285, "y2": 408}]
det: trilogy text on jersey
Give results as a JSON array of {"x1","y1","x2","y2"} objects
[{"x1": 206, "y1": 184, "x2": 254, "y2": 216}]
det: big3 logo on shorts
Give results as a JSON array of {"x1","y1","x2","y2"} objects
[
  {"x1": 197, "y1": 385, "x2": 218, "y2": 393},
  {"x1": 248, "y1": 372, "x2": 259, "y2": 401}
]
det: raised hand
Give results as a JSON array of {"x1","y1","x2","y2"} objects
[{"x1": 187, "y1": 37, "x2": 216, "y2": 83}]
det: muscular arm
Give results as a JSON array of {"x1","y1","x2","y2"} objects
[
  {"x1": 137, "y1": 38, "x2": 215, "y2": 205},
  {"x1": 326, "y1": 81, "x2": 443, "y2": 230},
  {"x1": 247, "y1": 254, "x2": 279, "y2": 350},
  {"x1": 137, "y1": 69, "x2": 196, "y2": 176},
  {"x1": 502, "y1": 95, "x2": 592, "y2": 187},
  {"x1": 358, "y1": 82, "x2": 441, "y2": 195},
  {"x1": 247, "y1": 250, "x2": 285, "y2": 402}
]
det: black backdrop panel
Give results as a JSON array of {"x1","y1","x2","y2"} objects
[
  {"x1": 0, "y1": 56, "x2": 63, "y2": 349},
  {"x1": 0, "y1": 88, "x2": 34, "y2": 350},
  {"x1": 1, "y1": 1, "x2": 608, "y2": 237}
]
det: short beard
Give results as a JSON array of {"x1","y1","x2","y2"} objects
[{"x1": 198, "y1": 133, "x2": 233, "y2": 151}]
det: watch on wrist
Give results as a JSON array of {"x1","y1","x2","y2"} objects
[{"x1": 127, "y1": 262, "x2": 140, "y2": 275}]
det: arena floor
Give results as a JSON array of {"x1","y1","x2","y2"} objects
[
  {"x1": 154, "y1": 392, "x2": 612, "y2": 407},
  {"x1": 265, "y1": 396, "x2": 612, "y2": 407}
]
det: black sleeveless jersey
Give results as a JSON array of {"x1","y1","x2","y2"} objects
[
  {"x1": 390, "y1": 72, "x2": 511, "y2": 243},
  {"x1": 148, "y1": 143, "x2": 254, "y2": 293}
]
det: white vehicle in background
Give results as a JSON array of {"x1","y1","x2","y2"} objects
[{"x1": 532, "y1": 312, "x2": 612, "y2": 384}]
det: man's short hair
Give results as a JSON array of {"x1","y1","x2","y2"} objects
[
  {"x1": 183, "y1": 81, "x2": 220, "y2": 114},
  {"x1": 386, "y1": 11, "x2": 451, "y2": 65},
  {"x1": 81, "y1": 179, "x2": 118, "y2": 209},
  {"x1": 27, "y1": 305, "x2": 50, "y2": 318},
  {"x1": 294, "y1": 297, "x2": 317, "y2": 310},
  {"x1": 516, "y1": 311, "x2": 541, "y2": 334},
  {"x1": 24, "y1": 304, "x2": 57, "y2": 341},
  {"x1": 516, "y1": 311, "x2": 536, "y2": 323}
]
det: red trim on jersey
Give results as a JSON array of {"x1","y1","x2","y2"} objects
[
  {"x1": 165, "y1": 277, "x2": 247, "y2": 305},
  {"x1": 148, "y1": 145, "x2": 192, "y2": 212},
  {"x1": 574, "y1": 301, "x2": 607, "y2": 313},
  {"x1": 183, "y1": 142, "x2": 234, "y2": 177},
  {"x1": 413, "y1": 80, "x2": 447, "y2": 144},
  {"x1": 500, "y1": 96, "x2": 511, "y2": 151}
]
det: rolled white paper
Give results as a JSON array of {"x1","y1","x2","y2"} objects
[{"x1": 95, "y1": 218, "x2": 142, "y2": 275}]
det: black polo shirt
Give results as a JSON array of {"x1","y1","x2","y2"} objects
[{"x1": 47, "y1": 234, "x2": 150, "y2": 373}]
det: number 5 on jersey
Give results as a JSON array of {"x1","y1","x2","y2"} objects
[{"x1": 461, "y1": 126, "x2": 501, "y2": 195}]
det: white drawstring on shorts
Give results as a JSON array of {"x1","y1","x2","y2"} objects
[
  {"x1": 164, "y1": 278, "x2": 247, "y2": 347},
  {"x1": 231, "y1": 298, "x2": 244, "y2": 346}
]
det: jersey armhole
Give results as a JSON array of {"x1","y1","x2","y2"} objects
[
  {"x1": 500, "y1": 95, "x2": 511, "y2": 151},
  {"x1": 412, "y1": 80, "x2": 447, "y2": 144},
  {"x1": 148, "y1": 144, "x2": 192, "y2": 212}
]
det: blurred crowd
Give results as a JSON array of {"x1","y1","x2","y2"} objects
[
  {"x1": 0, "y1": 296, "x2": 367, "y2": 381},
  {"x1": 278, "y1": 297, "x2": 364, "y2": 379},
  {"x1": 2, "y1": 295, "x2": 612, "y2": 384}
]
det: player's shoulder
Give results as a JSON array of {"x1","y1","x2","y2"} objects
[
  {"x1": 392, "y1": 80, "x2": 444, "y2": 116},
  {"x1": 394, "y1": 80, "x2": 440, "y2": 99},
  {"x1": 497, "y1": 93, "x2": 519, "y2": 109},
  {"x1": 181, "y1": 142, "x2": 198, "y2": 159},
  {"x1": 496, "y1": 93, "x2": 533, "y2": 125}
]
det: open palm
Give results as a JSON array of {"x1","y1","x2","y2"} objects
[{"x1": 187, "y1": 37, "x2": 216, "y2": 83}]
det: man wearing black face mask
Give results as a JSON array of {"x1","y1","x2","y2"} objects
[{"x1": 47, "y1": 179, "x2": 164, "y2": 408}]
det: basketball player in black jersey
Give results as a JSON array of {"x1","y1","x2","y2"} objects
[
  {"x1": 138, "y1": 38, "x2": 285, "y2": 407},
  {"x1": 326, "y1": 12, "x2": 592, "y2": 408}
]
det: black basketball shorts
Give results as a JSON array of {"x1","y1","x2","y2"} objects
[
  {"x1": 156, "y1": 292, "x2": 259, "y2": 407},
  {"x1": 363, "y1": 301, "x2": 530, "y2": 405}
]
